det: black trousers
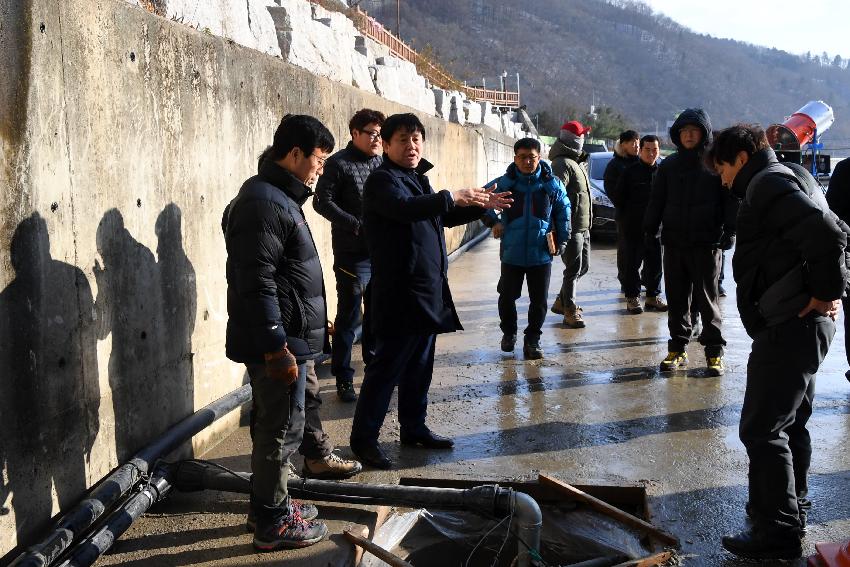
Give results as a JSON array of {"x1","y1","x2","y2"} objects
[
  {"x1": 663, "y1": 246, "x2": 725, "y2": 355},
  {"x1": 350, "y1": 333, "x2": 437, "y2": 444},
  {"x1": 497, "y1": 262, "x2": 551, "y2": 342},
  {"x1": 842, "y1": 296, "x2": 850, "y2": 381},
  {"x1": 617, "y1": 231, "x2": 662, "y2": 297},
  {"x1": 740, "y1": 314, "x2": 835, "y2": 530}
]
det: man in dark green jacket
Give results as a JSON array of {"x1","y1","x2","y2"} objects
[{"x1": 549, "y1": 120, "x2": 593, "y2": 328}]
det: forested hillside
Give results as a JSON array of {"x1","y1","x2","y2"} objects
[{"x1": 357, "y1": 0, "x2": 850, "y2": 148}]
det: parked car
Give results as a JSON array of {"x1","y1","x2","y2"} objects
[
  {"x1": 586, "y1": 151, "x2": 617, "y2": 238},
  {"x1": 584, "y1": 140, "x2": 608, "y2": 154}
]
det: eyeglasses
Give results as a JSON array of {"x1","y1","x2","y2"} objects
[
  {"x1": 515, "y1": 154, "x2": 540, "y2": 162},
  {"x1": 311, "y1": 153, "x2": 328, "y2": 167},
  {"x1": 360, "y1": 129, "x2": 381, "y2": 141}
]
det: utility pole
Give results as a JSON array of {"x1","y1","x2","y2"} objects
[{"x1": 396, "y1": 0, "x2": 400, "y2": 39}]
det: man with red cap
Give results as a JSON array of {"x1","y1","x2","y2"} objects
[{"x1": 549, "y1": 120, "x2": 593, "y2": 328}]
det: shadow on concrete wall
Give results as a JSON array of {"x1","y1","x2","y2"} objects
[
  {"x1": 94, "y1": 205, "x2": 196, "y2": 462},
  {"x1": 0, "y1": 212, "x2": 100, "y2": 555}
]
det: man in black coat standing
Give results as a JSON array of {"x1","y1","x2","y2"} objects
[
  {"x1": 223, "y1": 115, "x2": 333, "y2": 551},
  {"x1": 825, "y1": 156, "x2": 850, "y2": 382},
  {"x1": 349, "y1": 113, "x2": 512, "y2": 469},
  {"x1": 608, "y1": 134, "x2": 666, "y2": 314},
  {"x1": 708, "y1": 124, "x2": 847, "y2": 560},
  {"x1": 313, "y1": 108, "x2": 385, "y2": 403},
  {"x1": 644, "y1": 108, "x2": 737, "y2": 376},
  {"x1": 604, "y1": 130, "x2": 640, "y2": 296}
]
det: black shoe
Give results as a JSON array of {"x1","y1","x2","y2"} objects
[
  {"x1": 500, "y1": 334, "x2": 516, "y2": 352},
  {"x1": 400, "y1": 429, "x2": 454, "y2": 449},
  {"x1": 522, "y1": 342, "x2": 543, "y2": 360},
  {"x1": 721, "y1": 525, "x2": 803, "y2": 560},
  {"x1": 336, "y1": 380, "x2": 358, "y2": 402},
  {"x1": 350, "y1": 441, "x2": 392, "y2": 469}
]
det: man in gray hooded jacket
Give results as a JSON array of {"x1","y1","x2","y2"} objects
[{"x1": 549, "y1": 120, "x2": 593, "y2": 328}]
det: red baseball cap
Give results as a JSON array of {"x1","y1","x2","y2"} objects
[{"x1": 561, "y1": 120, "x2": 591, "y2": 136}]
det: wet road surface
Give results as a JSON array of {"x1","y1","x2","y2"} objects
[{"x1": 100, "y1": 237, "x2": 850, "y2": 566}]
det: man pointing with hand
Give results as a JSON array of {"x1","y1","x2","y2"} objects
[{"x1": 349, "y1": 113, "x2": 512, "y2": 469}]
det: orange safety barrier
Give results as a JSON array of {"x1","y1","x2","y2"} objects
[{"x1": 350, "y1": 7, "x2": 519, "y2": 108}]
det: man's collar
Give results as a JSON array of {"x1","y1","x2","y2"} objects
[
  {"x1": 383, "y1": 155, "x2": 435, "y2": 177},
  {"x1": 258, "y1": 159, "x2": 313, "y2": 205}
]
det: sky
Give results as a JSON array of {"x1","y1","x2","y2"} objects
[{"x1": 641, "y1": 0, "x2": 850, "y2": 60}]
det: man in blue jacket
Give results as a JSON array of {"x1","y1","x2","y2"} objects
[
  {"x1": 349, "y1": 113, "x2": 512, "y2": 470},
  {"x1": 483, "y1": 138, "x2": 571, "y2": 359}
]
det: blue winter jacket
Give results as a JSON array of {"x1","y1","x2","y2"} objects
[{"x1": 484, "y1": 161, "x2": 571, "y2": 267}]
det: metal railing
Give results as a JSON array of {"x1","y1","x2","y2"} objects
[{"x1": 350, "y1": 7, "x2": 519, "y2": 108}]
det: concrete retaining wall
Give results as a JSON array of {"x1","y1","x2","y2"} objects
[{"x1": 0, "y1": 0, "x2": 514, "y2": 557}]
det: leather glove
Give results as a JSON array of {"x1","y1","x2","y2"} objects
[
  {"x1": 719, "y1": 232, "x2": 736, "y2": 250},
  {"x1": 264, "y1": 346, "x2": 298, "y2": 385}
]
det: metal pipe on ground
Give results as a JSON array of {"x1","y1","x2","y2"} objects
[
  {"x1": 171, "y1": 460, "x2": 543, "y2": 567},
  {"x1": 9, "y1": 384, "x2": 252, "y2": 567}
]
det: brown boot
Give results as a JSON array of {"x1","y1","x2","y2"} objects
[
  {"x1": 563, "y1": 306, "x2": 586, "y2": 328},
  {"x1": 550, "y1": 295, "x2": 564, "y2": 315},
  {"x1": 303, "y1": 452, "x2": 362, "y2": 479},
  {"x1": 645, "y1": 295, "x2": 669, "y2": 312}
]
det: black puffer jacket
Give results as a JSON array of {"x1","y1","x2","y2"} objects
[
  {"x1": 608, "y1": 159, "x2": 656, "y2": 237},
  {"x1": 603, "y1": 150, "x2": 638, "y2": 204},
  {"x1": 313, "y1": 142, "x2": 382, "y2": 258},
  {"x1": 644, "y1": 108, "x2": 737, "y2": 246},
  {"x1": 732, "y1": 149, "x2": 848, "y2": 335},
  {"x1": 222, "y1": 160, "x2": 328, "y2": 363}
]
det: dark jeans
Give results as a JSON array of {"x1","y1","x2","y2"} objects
[
  {"x1": 558, "y1": 230, "x2": 590, "y2": 308},
  {"x1": 498, "y1": 262, "x2": 551, "y2": 342},
  {"x1": 247, "y1": 361, "x2": 307, "y2": 509},
  {"x1": 332, "y1": 259, "x2": 373, "y2": 384},
  {"x1": 664, "y1": 246, "x2": 725, "y2": 355},
  {"x1": 618, "y1": 231, "x2": 662, "y2": 297},
  {"x1": 299, "y1": 359, "x2": 333, "y2": 459},
  {"x1": 350, "y1": 333, "x2": 436, "y2": 444},
  {"x1": 740, "y1": 313, "x2": 835, "y2": 530}
]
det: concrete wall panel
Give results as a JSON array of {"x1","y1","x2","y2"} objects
[{"x1": 0, "y1": 0, "x2": 513, "y2": 557}]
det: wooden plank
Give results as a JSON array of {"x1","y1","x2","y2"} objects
[
  {"x1": 538, "y1": 474, "x2": 679, "y2": 548},
  {"x1": 343, "y1": 530, "x2": 414, "y2": 567},
  {"x1": 611, "y1": 550, "x2": 676, "y2": 566}
]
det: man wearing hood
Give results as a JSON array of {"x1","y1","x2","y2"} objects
[
  {"x1": 644, "y1": 108, "x2": 737, "y2": 375},
  {"x1": 707, "y1": 124, "x2": 847, "y2": 560},
  {"x1": 482, "y1": 138, "x2": 571, "y2": 359},
  {"x1": 549, "y1": 120, "x2": 593, "y2": 328}
]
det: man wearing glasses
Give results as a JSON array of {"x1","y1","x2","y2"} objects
[
  {"x1": 314, "y1": 108, "x2": 385, "y2": 405},
  {"x1": 483, "y1": 138, "x2": 571, "y2": 359}
]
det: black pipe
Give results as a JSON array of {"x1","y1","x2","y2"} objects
[
  {"x1": 54, "y1": 466, "x2": 173, "y2": 567},
  {"x1": 10, "y1": 384, "x2": 252, "y2": 567}
]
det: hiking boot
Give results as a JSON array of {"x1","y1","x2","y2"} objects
[
  {"x1": 500, "y1": 333, "x2": 517, "y2": 352},
  {"x1": 303, "y1": 451, "x2": 362, "y2": 479},
  {"x1": 563, "y1": 306, "x2": 585, "y2": 328},
  {"x1": 721, "y1": 525, "x2": 803, "y2": 560},
  {"x1": 253, "y1": 506, "x2": 328, "y2": 551},
  {"x1": 523, "y1": 341, "x2": 543, "y2": 360},
  {"x1": 551, "y1": 296, "x2": 564, "y2": 315},
  {"x1": 336, "y1": 379, "x2": 357, "y2": 402},
  {"x1": 660, "y1": 351, "x2": 688, "y2": 371},
  {"x1": 706, "y1": 355, "x2": 725, "y2": 376},
  {"x1": 625, "y1": 297, "x2": 643, "y2": 314},
  {"x1": 247, "y1": 498, "x2": 317, "y2": 533},
  {"x1": 645, "y1": 295, "x2": 668, "y2": 312}
]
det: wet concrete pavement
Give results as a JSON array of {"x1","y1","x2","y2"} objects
[{"x1": 100, "y1": 238, "x2": 850, "y2": 566}]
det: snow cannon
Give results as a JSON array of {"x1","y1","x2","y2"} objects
[{"x1": 767, "y1": 100, "x2": 834, "y2": 151}]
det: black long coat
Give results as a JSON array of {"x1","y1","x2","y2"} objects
[{"x1": 362, "y1": 157, "x2": 484, "y2": 336}]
